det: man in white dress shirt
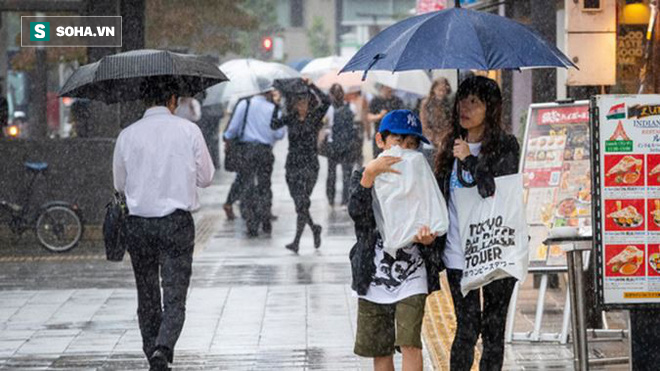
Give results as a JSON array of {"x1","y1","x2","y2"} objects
[{"x1": 113, "y1": 81, "x2": 214, "y2": 371}]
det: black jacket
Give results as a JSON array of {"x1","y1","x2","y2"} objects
[
  {"x1": 347, "y1": 169, "x2": 443, "y2": 296},
  {"x1": 436, "y1": 133, "x2": 521, "y2": 199}
]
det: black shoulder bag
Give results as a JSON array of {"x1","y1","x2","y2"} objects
[
  {"x1": 103, "y1": 191, "x2": 127, "y2": 262},
  {"x1": 224, "y1": 98, "x2": 251, "y2": 172}
]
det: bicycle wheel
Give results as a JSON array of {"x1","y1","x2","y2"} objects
[{"x1": 35, "y1": 205, "x2": 83, "y2": 252}]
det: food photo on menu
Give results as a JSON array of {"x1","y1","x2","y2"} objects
[
  {"x1": 648, "y1": 245, "x2": 660, "y2": 276},
  {"x1": 553, "y1": 196, "x2": 590, "y2": 227},
  {"x1": 525, "y1": 133, "x2": 567, "y2": 170},
  {"x1": 605, "y1": 244, "x2": 645, "y2": 277},
  {"x1": 605, "y1": 199, "x2": 646, "y2": 231},
  {"x1": 604, "y1": 154, "x2": 645, "y2": 187},
  {"x1": 564, "y1": 127, "x2": 590, "y2": 161},
  {"x1": 553, "y1": 163, "x2": 591, "y2": 228},
  {"x1": 647, "y1": 154, "x2": 660, "y2": 186},
  {"x1": 648, "y1": 199, "x2": 660, "y2": 231}
]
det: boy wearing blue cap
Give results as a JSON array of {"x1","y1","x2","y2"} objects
[{"x1": 348, "y1": 109, "x2": 443, "y2": 370}]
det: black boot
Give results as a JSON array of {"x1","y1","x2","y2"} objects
[
  {"x1": 312, "y1": 224, "x2": 322, "y2": 249},
  {"x1": 285, "y1": 242, "x2": 299, "y2": 254},
  {"x1": 287, "y1": 216, "x2": 306, "y2": 254}
]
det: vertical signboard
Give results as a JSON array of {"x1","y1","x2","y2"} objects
[
  {"x1": 521, "y1": 101, "x2": 591, "y2": 268},
  {"x1": 592, "y1": 95, "x2": 660, "y2": 308}
]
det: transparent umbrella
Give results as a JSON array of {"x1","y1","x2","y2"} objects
[
  {"x1": 316, "y1": 69, "x2": 363, "y2": 92},
  {"x1": 203, "y1": 58, "x2": 300, "y2": 109},
  {"x1": 363, "y1": 70, "x2": 432, "y2": 96},
  {"x1": 301, "y1": 55, "x2": 352, "y2": 81}
]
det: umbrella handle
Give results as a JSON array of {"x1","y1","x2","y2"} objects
[{"x1": 362, "y1": 54, "x2": 385, "y2": 81}]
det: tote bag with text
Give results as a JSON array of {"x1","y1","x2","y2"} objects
[{"x1": 454, "y1": 173, "x2": 529, "y2": 296}]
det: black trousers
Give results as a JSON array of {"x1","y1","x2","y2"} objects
[
  {"x1": 124, "y1": 210, "x2": 195, "y2": 363},
  {"x1": 225, "y1": 172, "x2": 244, "y2": 205},
  {"x1": 238, "y1": 143, "x2": 274, "y2": 233},
  {"x1": 286, "y1": 159, "x2": 319, "y2": 243},
  {"x1": 326, "y1": 158, "x2": 353, "y2": 205},
  {"x1": 446, "y1": 269, "x2": 516, "y2": 371}
]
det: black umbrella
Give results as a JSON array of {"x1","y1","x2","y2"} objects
[
  {"x1": 59, "y1": 49, "x2": 229, "y2": 104},
  {"x1": 273, "y1": 78, "x2": 310, "y2": 95}
]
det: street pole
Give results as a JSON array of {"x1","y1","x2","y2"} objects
[
  {"x1": 455, "y1": 0, "x2": 460, "y2": 86},
  {"x1": 85, "y1": 0, "x2": 120, "y2": 138},
  {"x1": 119, "y1": 0, "x2": 145, "y2": 129},
  {"x1": 30, "y1": 12, "x2": 47, "y2": 139}
]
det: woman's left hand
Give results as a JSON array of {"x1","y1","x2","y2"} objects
[
  {"x1": 413, "y1": 225, "x2": 437, "y2": 246},
  {"x1": 453, "y1": 138, "x2": 470, "y2": 161}
]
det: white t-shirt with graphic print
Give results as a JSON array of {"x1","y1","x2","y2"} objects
[
  {"x1": 359, "y1": 237, "x2": 428, "y2": 304},
  {"x1": 443, "y1": 142, "x2": 482, "y2": 270}
]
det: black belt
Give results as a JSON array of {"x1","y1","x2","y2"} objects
[{"x1": 129, "y1": 209, "x2": 191, "y2": 220}]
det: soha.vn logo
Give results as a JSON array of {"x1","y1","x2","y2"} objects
[{"x1": 30, "y1": 22, "x2": 50, "y2": 41}]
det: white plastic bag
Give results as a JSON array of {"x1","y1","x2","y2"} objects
[
  {"x1": 454, "y1": 173, "x2": 529, "y2": 296},
  {"x1": 373, "y1": 146, "x2": 449, "y2": 257}
]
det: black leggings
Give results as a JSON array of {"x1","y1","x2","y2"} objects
[
  {"x1": 285, "y1": 162, "x2": 319, "y2": 244},
  {"x1": 446, "y1": 269, "x2": 516, "y2": 371},
  {"x1": 326, "y1": 158, "x2": 353, "y2": 205}
]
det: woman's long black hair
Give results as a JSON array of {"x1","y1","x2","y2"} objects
[
  {"x1": 434, "y1": 75, "x2": 507, "y2": 177},
  {"x1": 329, "y1": 83, "x2": 345, "y2": 108}
]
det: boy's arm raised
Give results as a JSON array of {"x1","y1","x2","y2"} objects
[{"x1": 360, "y1": 156, "x2": 402, "y2": 188}]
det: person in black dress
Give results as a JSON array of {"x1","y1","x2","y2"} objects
[{"x1": 272, "y1": 78, "x2": 330, "y2": 253}]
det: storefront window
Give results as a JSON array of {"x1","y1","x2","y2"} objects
[{"x1": 3, "y1": 12, "x2": 86, "y2": 139}]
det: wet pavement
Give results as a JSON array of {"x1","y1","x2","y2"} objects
[
  {"x1": 0, "y1": 139, "x2": 631, "y2": 370},
  {"x1": 0, "y1": 139, "x2": 389, "y2": 370}
]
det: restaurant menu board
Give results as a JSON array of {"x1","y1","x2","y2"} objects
[
  {"x1": 592, "y1": 95, "x2": 660, "y2": 308},
  {"x1": 521, "y1": 101, "x2": 591, "y2": 268}
]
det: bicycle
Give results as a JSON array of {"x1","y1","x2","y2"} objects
[{"x1": 0, "y1": 162, "x2": 83, "y2": 252}]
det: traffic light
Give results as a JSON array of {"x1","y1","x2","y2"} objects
[{"x1": 260, "y1": 36, "x2": 273, "y2": 59}]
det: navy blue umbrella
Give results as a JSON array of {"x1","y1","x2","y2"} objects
[{"x1": 340, "y1": 8, "x2": 576, "y2": 76}]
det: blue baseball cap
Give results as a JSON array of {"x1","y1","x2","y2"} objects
[{"x1": 378, "y1": 109, "x2": 429, "y2": 144}]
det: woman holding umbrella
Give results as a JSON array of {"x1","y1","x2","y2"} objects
[
  {"x1": 272, "y1": 78, "x2": 330, "y2": 253},
  {"x1": 434, "y1": 75, "x2": 520, "y2": 371}
]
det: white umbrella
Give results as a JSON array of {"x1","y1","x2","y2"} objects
[
  {"x1": 203, "y1": 58, "x2": 300, "y2": 108},
  {"x1": 301, "y1": 55, "x2": 351, "y2": 81},
  {"x1": 316, "y1": 69, "x2": 363, "y2": 91},
  {"x1": 364, "y1": 70, "x2": 432, "y2": 97}
]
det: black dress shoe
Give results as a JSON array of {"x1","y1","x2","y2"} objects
[{"x1": 149, "y1": 349, "x2": 170, "y2": 371}]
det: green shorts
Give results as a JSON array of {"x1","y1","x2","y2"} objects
[{"x1": 354, "y1": 294, "x2": 427, "y2": 358}]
